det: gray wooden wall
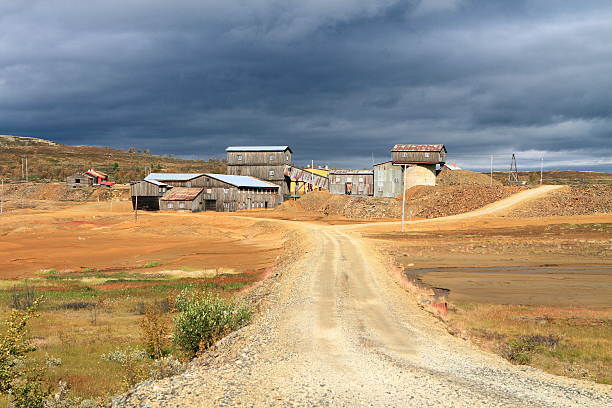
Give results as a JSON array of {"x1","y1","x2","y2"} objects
[
  {"x1": 392, "y1": 151, "x2": 445, "y2": 164},
  {"x1": 329, "y1": 173, "x2": 374, "y2": 196},
  {"x1": 374, "y1": 163, "x2": 403, "y2": 197}
]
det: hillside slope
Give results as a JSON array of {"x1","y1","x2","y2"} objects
[{"x1": 0, "y1": 135, "x2": 226, "y2": 183}]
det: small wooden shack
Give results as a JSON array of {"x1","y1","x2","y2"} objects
[
  {"x1": 391, "y1": 144, "x2": 447, "y2": 189},
  {"x1": 226, "y1": 146, "x2": 292, "y2": 200},
  {"x1": 160, "y1": 187, "x2": 204, "y2": 211},
  {"x1": 329, "y1": 169, "x2": 374, "y2": 196},
  {"x1": 66, "y1": 169, "x2": 114, "y2": 188},
  {"x1": 373, "y1": 161, "x2": 403, "y2": 197}
]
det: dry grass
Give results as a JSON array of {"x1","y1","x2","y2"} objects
[{"x1": 449, "y1": 304, "x2": 612, "y2": 384}]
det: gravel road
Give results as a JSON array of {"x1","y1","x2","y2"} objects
[{"x1": 112, "y1": 219, "x2": 611, "y2": 407}]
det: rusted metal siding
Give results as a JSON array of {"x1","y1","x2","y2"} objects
[
  {"x1": 373, "y1": 162, "x2": 403, "y2": 197},
  {"x1": 391, "y1": 150, "x2": 446, "y2": 164},
  {"x1": 329, "y1": 172, "x2": 374, "y2": 196}
]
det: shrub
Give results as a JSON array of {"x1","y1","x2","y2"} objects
[
  {"x1": 173, "y1": 290, "x2": 251, "y2": 357},
  {"x1": 100, "y1": 348, "x2": 148, "y2": 387},
  {"x1": 0, "y1": 299, "x2": 50, "y2": 408},
  {"x1": 140, "y1": 303, "x2": 171, "y2": 359},
  {"x1": 9, "y1": 283, "x2": 37, "y2": 311},
  {"x1": 502, "y1": 335, "x2": 560, "y2": 365}
]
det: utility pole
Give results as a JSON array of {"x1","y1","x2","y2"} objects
[
  {"x1": 540, "y1": 157, "x2": 543, "y2": 185},
  {"x1": 401, "y1": 165, "x2": 406, "y2": 232},
  {"x1": 0, "y1": 179, "x2": 3, "y2": 215},
  {"x1": 134, "y1": 191, "x2": 138, "y2": 222},
  {"x1": 25, "y1": 157, "x2": 28, "y2": 182},
  {"x1": 490, "y1": 155, "x2": 493, "y2": 186}
]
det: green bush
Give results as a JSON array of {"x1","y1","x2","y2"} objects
[{"x1": 173, "y1": 290, "x2": 250, "y2": 357}]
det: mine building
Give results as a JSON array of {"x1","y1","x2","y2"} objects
[
  {"x1": 226, "y1": 146, "x2": 292, "y2": 200},
  {"x1": 373, "y1": 161, "x2": 403, "y2": 197},
  {"x1": 391, "y1": 144, "x2": 447, "y2": 190},
  {"x1": 66, "y1": 169, "x2": 115, "y2": 188},
  {"x1": 329, "y1": 169, "x2": 374, "y2": 196},
  {"x1": 133, "y1": 173, "x2": 280, "y2": 212},
  {"x1": 130, "y1": 179, "x2": 171, "y2": 210}
]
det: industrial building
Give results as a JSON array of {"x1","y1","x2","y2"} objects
[
  {"x1": 373, "y1": 161, "x2": 403, "y2": 197},
  {"x1": 391, "y1": 144, "x2": 446, "y2": 190},
  {"x1": 226, "y1": 146, "x2": 292, "y2": 200},
  {"x1": 131, "y1": 173, "x2": 280, "y2": 212},
  {"x1": 329, "y1": 169, "x2": 374, "y2": 196}
]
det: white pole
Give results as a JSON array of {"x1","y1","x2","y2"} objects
[
  {"x1": 540, "y1": 157, "x2": 543, "y2": 185},
  {"x1": 401, "y1": 165, "x2": 406, "y2": 232},
  {"x1": 0, "y1": 179, "x2": 3, "y2": 215},
  {"x1": 490, "y1": 155, "x2": 493, "y2": 186}
]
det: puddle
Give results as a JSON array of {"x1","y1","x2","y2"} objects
[{"x1": 405, "y1": 266, "x2": 612, "y2": 275}]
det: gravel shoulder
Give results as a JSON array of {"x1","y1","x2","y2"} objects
[{"x1": 111, "y1": 212, "x2": 611, "y2": 408}]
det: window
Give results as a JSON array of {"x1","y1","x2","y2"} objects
[
  {"x1": 393, "y1": 177, "x2": 400, "y2": 183},
  {"x1": 179, "y1": 202, "x2": 185, "y2": 209},
  {"x1": 335, "y1": 177, "x2": 341, "y2": 183},
  {"x1": 75, "y1": 179, "x2": 80, "y2": 183},
  {"x1": 286, "y1": 155, "x2": 290, "y2": 161},
  {"x1": 168, "y1": 203, "x2": 174, "y2": 209},
  {"x1": 346, "y1": 177, "x2": 352, "y2": 182},
  {"x1": 378, "y1": 182, "x2": 384, "y2": 187},
  {"x1": 358, "y1": 177, "x2": 364, "y2": 183},
  {"x1": 224, "y1": 188, "x2": 229, "y2": 194},
  {"x1": 269, "y1": 154, "x2": 275, "y2": 161},
  {"x1": 401, "y1": 152, "x2": 408, "y2": 157},
  {"x1": 269, "y1": 170, "x2": 275, "y2": 177},
  {"x1": 237, "y1": 154, "x2": 243, "y2": 161},
  {"x1": 424, "y1": 152, "x2": 430, "y2": 158},
  {"x1": 186, "y1": 181, "x2": 192, "y2": 187},
  {"x1": 206, "y1": 188, "x2": 212, "y2": 194}
]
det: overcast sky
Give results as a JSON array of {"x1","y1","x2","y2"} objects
[{"x1": 1, "y1": 0, "x2": 611, "y2": 170}]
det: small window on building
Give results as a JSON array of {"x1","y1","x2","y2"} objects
[
  {"x1": 186, "y1": 181, "x2": 192, "y2": 187},
  {"x1": 269, "y1": 170, "x2": 275, "y2": 177},
  {"x1": 224, "y1": 188, "x2": 229, "y2": 194},
  {"x1": 346, "y1": 177, "x2": 352, "y2": 182},
  {"x1": 206, "y1": 188, "x2": 212, "y2": 194},
  {"x1": 168, "y1": 203, "x2": 174, "y2": 209},
  {"x1": 401, "y1": 152, "x2": 408, "y2": 157},
  {"x1": 269, "y1": 155, "x2": 275, "y2": 161},
  {"x1": 75, "y1": 179, "x2": 80, "y2": 183},
  {"x1": 424, "y1": 152, "x2": 430, "y2": 158},
  {"x1": 286, "y1": 155, "x2": 289, "y2": 161},
  {"x1": 237, "y1": 154, "x2": 243, "y2": 161},
  {"x1": 378, "y1": 181, "x2": 384, "y2": 187},
  {"x1": 335, "y1": 177, "x2": 341, "y2": 183},
  {"x1": 179, "y1": 202, "x2": 185, "y2": 209},
  {"x1": 359, "y1": 177, "x2": 364, "y2": 183},
  {"x1": 393, "y1": 177, "x2": 400, "y2": 183}
]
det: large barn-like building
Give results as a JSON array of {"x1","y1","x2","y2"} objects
[
  {"x1": 130, "y1": 173, "x2": 280, "y2": 212},
  {"x1": 390, "y1": 144, "x2": 447, "y2": 190}
]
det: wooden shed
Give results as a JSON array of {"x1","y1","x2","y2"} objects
[
  {"x1": 160, "y1": 187, "x2": 204, "y2": 212},
  {"x1": 329, "y1": 169, "x2": 374, "y2": 196},
  {"x1": 130, "y1": 179, "x2": 170, "y2": 211},
  {"x1": 373, "y1": 161, "x2": 403, "y2": 197},
  {"x1": 391, "y1": 144, "x2": 447, "y2": 165},
  {"x1": 226, "y1": 146, "x2": 292, "y2": 200}
]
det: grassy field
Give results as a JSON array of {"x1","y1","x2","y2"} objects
[{"x1": 1, "y1": 265, "x2": 264, "y2": 402}]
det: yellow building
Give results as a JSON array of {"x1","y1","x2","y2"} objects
[{"x1": 290, "y1": 167, "x2": 329, "y2": 196}]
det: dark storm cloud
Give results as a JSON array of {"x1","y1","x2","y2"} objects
[{"x1": 1, "y1": 0, "x2": 611, "y2": 170}]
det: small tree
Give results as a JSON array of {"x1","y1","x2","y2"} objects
[{"x1": 0, "y1": 299, "x2": 50, "y2": 408}]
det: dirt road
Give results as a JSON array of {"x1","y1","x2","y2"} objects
[{"x1": 113, "y1": 220, "x2": 610, "y2": 407}]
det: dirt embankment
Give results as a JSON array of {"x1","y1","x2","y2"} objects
[
  {"x1": 437, "y1": 167, "x2": 501, "y2": 186},
  {"x1": 277, "y1": 184, "x2": 526, "y2": 220},
  {"x1": 507, "y1": 185, "x2": 612, "y2": 217},
  {"x1": 2, "y1": 182, "x2": 130, "y2": 202}
]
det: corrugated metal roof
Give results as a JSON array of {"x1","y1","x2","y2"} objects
[
  {"x1": 145, "y1": 179, "x2": 168, "y2": 187},
  {"x1": 226, "y1": 146, "x2": 292, "y2": 153},
  {"x1": 329, "y1": 168, "x2": 373, "y2": 175},
  {"x1": 86, "y1": 169, "x2": 108, "y2": 179},
  {"x1": 205, "y1": 174, "x2": 280, "y2": 189},
  {"x1": 391, "y1": 144, "x2": 446, "y2": 152},
  {"x1": 160, "y1": 187, "x2": 203, "y2": 201},
  {"x1": 145, "y1": 173, "x2": 203, "y2": 182}
]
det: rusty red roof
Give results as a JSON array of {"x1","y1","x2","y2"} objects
[
  {"x1": 391, "y1": 144, "x2": 446, "y2": 152},
  {"x1": 329, "y1": 168, "x2": 373, "y2": 175},
  {"x1": 160, "y1": 187, "x2": 203, "y2": 201}
]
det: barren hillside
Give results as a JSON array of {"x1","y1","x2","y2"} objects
[{"x1": 0, "y1": 134, "x2": 226, "y2": 183}]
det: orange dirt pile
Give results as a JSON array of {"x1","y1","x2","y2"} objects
[
  {"x1": 437, "y1": 167, "x2": 501, "y2": 186},
  {"x1": 508, "y1": 185, "x2": 612, "y2": 217}
]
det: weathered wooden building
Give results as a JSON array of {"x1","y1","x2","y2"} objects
[
  {"x1": 226, "y1": 146, "x2": 292, "y2": 200},
  {"x1": 373, "y1": 161, "x2": 403, "y2": 197},
  {"x1": 130, "y1": 179, "x2": 170, "y2": 210},
  {"x1": 139, "y1": 173, "x2": 281, "y2": 212},
  {"x1": 329, "y1": 169, "x2": 374, "y2": 196},
  {"x1": 391, "y1": 144, "x2": 447, "y2": 189},
  {"x1": 66, "y1": 169, "x2": 114, "y2": 188}
]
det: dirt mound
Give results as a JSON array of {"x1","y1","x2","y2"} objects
[
  {"x1": 2, "y1": 182, "x2": 130, "y2": 202},
  {"x1": 403, "y1": 185, "x2": 525, "y2": 218},
  {"x1": 437, "y1": 167, "x2": 501, "y2": 186},
  {"x1": 508, "y1": 185, "x2": 612, "y2": 217},
  {"x1": 277, "y1": 186, "x2": 526, "y2": 220}
]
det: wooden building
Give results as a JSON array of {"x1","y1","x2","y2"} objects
[
  {"x1": 373, "y1": 161, "x2": 403, "y2": 197},
  {"x1": 130, "y1": 179, "x2": 170, "y2": 210},
  {"x1": 391, "y1": 144, "x2": 447, "y2": 189},
  {"x1": 329, "y1": 169, "x2": 374, "y2": 196},
  {"x1": 66, "y1": 169, "x2": 114, "y2": 188},
  {"x1": 139, "y1": 173, "x2": 281, "y2": 212},
  {"x1": 226, "y1": 146, "x2": 292, "y2": 200}
]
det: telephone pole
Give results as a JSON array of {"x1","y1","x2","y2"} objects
[
  {"x1": 0, "y1": 179, "x2": 3, "y2": 215},
  {"x1": 401, "y1": 165, "x2": 406, "y2": 232},
  {"x1": 490, "y1": 155, "x2": 493, "y2": 186},
  {"x1": 540, "y1": 157, "x2": 543, "y2": 185}
]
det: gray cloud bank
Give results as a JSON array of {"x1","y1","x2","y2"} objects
[{"x1": 1, "y1": 0, "x2": 611, "y2": 170}]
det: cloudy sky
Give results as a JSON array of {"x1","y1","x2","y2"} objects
[{"x1": 1, "y1": 0, "x2": 611, "y2": 170}]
